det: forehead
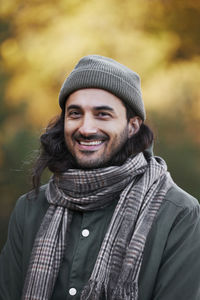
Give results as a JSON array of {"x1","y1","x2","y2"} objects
[{"x1": 65, "y1": 88, "x2": 126, "y2": 111}]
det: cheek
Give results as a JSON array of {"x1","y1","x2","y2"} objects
[
  {"x1": 64, "y1": 127, "x2": 73, "y2": 148},
  {"x1": 64, "y1": 121, "x2": 77, "y2": 138},
  {"x1": 99, "y1": 120, "x2": 127, "y2": 135}
]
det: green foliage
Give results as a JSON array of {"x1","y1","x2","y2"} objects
[{"x1": 152, "y1": 111, "x2": 200, "y2": 199}]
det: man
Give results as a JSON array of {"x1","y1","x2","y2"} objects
[{"x1": 0, "y1": 55, "x2": 200, "y2": 300}]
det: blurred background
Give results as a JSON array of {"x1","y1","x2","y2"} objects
[{"x1": 0, "y1": 0, "x2": 200, "y2": 250}]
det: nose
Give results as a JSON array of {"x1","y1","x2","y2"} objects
[{"x1": 78, "y1": 115, "x2": 98, "y2": 136}]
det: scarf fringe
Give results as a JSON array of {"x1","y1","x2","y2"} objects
[
  {"x1": 81, "y1": 280, "x2": 107, "y2": 300},
  {"x1": 81, "y1": 279, "x2": 138, "y2": 300},
  {"x1": 112, "y1": 281, "x2": 138, "y2": 300}
]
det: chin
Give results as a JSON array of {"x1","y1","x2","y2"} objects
[{"x1": 76, "y1": 157, "x2": 110, "y2": 169}]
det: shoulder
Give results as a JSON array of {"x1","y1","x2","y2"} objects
[
  {"x1": 155, "y1": 183, "x2": 200, "y2": 237},
  {"x1": 164, "y1": 183, "x2": 199, "y2": 211},
  {"x1": 13, "y1": 184, "x2": 49, "y2": 225},
  {"x1": 16, "y1": 184, "x2": 48, "y2": 207},
  {"x1": 9, "y1": 185, "x2": 50, "y2": 254}
]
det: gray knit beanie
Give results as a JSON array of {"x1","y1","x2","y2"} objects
[{"x1": 59, "y1": 55, "x2": 146, "y2": 120}]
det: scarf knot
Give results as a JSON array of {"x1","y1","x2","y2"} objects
[{"x1": 46, "y1": 153, "x2": 148, "y2": 211}]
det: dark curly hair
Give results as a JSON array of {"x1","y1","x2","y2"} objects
[{"x1": 32, "y1": 105, "x2": 154, "y2": 194}]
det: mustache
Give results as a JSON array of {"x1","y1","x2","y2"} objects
[{"x1": 73, "y1": 133, "x2": 108, "y2": 141}]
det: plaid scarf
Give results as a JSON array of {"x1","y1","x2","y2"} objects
[{"x1": 22, "y1": 153, "x2": 172, "y2": 300}]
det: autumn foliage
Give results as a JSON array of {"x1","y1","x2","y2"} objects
[{"x1": 0, "y1": 0, "x2": 200, "y2": 249}]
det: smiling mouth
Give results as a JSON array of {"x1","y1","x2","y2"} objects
[
  {"x1": 75, "y1": 139, "x2": 105, "y2": 152},
  {"x1": 79, "y1": 140, "x2": 103, "y2": 146}
]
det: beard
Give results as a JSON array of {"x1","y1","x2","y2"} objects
[{"x1": 65, "y1": 127, "x2": 130, "y2": 170}]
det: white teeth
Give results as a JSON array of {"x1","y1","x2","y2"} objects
[{"x1": 79, "y1": 140, "x2": 102, "y2": 146}]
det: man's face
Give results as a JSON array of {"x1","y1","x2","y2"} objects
[{"x1": 64, "y1": 88, "x2": 135, "y2": 168}]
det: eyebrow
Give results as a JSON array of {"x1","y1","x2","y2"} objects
[
  {"x1": 94, "y1": 106, "x2": 114, "y2": 112},
  {"x1": 67, "y1": 105, "x2": 81, "y2": 110},
  {"x1": 66, "y1": 105, "x2": 114, "y2": 112}
]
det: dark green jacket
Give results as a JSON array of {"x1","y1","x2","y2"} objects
[{"x1": 0, "y1": 183, "x2": 200, "y2": 300}]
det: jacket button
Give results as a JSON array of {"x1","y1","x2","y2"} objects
[
  {"x1": 69, "y1": 288, "x2": 77, "y2": 296},
  {"x1": 82, "y1": 229, "x2": 90, "y2": 237}
]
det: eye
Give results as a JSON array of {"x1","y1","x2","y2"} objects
[
  {"x1": 97, "y1": 111, "x2": 112, "y2": 118},
  {"x1": 68, "y1": 111, "x2": 81, "y2": 118}
]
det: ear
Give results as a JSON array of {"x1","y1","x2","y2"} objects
[{"x1": 128, "y1": 116, "x2": 142, "y2": 138}]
